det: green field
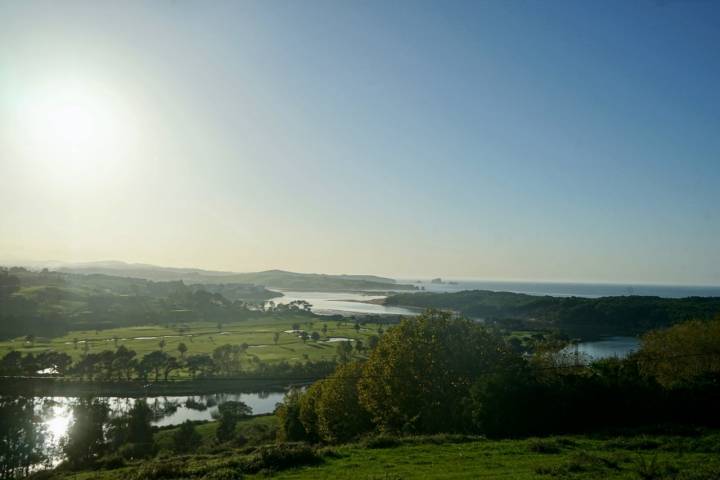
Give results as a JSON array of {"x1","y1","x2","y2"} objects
[
  {"x1": 0, "y1": 315, "x2": 383, "y2": 376},
  {"x1": 40, "y1": 427, "x2": 720, "y2": 479}
]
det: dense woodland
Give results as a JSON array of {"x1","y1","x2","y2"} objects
[
  {"x1": 276, "y1": 310, "x2": 720, "y2": 442},
  {"x1": 385, "y1": 290, "x2": 720, "y2": 337}
]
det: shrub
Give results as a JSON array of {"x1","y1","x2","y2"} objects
[
  {"x1": 244, "y1": 443, "x2": 321, "y2": 473},
  {"x1": 134, "y1": 460, "x2": 187, "y2": 480},
  {"x1": 201, "y1": 467, "x2": 243, "y2": 480},
  {"x1": 173, "y1": 420, "x2": 203, "y2": 453},
  {"x1": 528, "y1": 438, "x2": 562, "y2": 454},
  {"x1": 362, "y1": 434, "x2": 401, "y2": 449},
  {"x1": 634, "y1": 455, "x2": 679, "y2": 480},
  {"x1": 96, "y1": 454, "x2": 126, "y2": 469},
  {"x1": 120, "y1": 442, "x2": 157, "y2": 460}
]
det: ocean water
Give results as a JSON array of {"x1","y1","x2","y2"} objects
[{"x1": 399, "y1": 279, "x2": 720, "y2": 299}]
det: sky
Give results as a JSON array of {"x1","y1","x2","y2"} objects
[{"x1": 1, "y1": 0, "x2": 719, "y2": 284}]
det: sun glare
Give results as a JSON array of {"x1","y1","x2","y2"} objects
[{"x1": 16, "y1": 78, "x2": 137, "y2": 187}]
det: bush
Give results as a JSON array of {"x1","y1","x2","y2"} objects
[
  {"x1": 528, "y1": 438, "x2": 562, "y2": 454},
  {"x1": 173, "y1": 420, "x2": 203, "y2": 453},
  {"x1": 134, "y1": 460, "x2": 187, "y2": 480},
  {"x1": 362, "y1": 434, "x2": 401, "y2": 449},
  {"x1": 604, "y1": 436, "x2": 661, "y2": 451},
  {"x1": 201, "y1": 467, "x2": 243, "y2": 480},
  {"x1": 120, "y1": 442, "x2": 156, "y2": 460},
  {"x1": 634, "y1": 454, "x2": 679, "y2": 480},
  {"x1": 244, "y1": 443, "x2": 321, "y2": 473},
  {"x1": 96, "y1": 454, "x2": 126, "y2": 469}
]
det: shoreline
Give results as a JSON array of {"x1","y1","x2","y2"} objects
[{"x1": 0, "y1": 376, "x2": 314, "y2": 397}]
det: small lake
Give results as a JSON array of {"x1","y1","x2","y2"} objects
[
  {"x1": 268, "y1": 290, "x2": 418, "y2": 317},
  {"x1": 567, "y1": 336, "x2": 640, "y2": 360}
]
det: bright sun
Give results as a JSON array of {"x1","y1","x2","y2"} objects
[{"x1": 17, "y1": 78, "x2": 136, "y2": 187}]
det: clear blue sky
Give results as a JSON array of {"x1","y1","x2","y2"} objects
[{"x1": 1, "y1": 0, "x2": 718, "y2": 284}]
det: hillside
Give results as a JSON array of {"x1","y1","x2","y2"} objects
[
  {"x1": 0, "y1": 268, "x2": 283, "y2": 339},
  {"x1": 384, "y1": 290, "x2": 720, "y2": 336},
  {"x1": 54, "y1": 262, "x2": 416, "y2": 292},
  {"x1": 36, "y1": 429, "x2": 720, "y2": 479}
]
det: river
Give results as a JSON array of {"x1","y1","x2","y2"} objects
[{"x1": 267, "y1": 290, "x2": 418, "y2": 316}]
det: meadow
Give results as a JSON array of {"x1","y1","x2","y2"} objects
[
  {"x1": 40, "y1": 424, "x2": 720, "y2": 480},
  {"x1": 0, "y1": 315, "x2": 383, "y2": 375}
]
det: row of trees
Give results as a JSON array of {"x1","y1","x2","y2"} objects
[
  {"x1": 277, "y1": 310, "x2": 720, "y2": 443},
  {"x1": 0, "y1": 343, "x2": 338, "y2": 382}
]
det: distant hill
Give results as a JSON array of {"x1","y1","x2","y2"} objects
[
  {"x1": 54, "y1": 261, "x2": 416, "y2": 292},
  {"x1": 384, "y1": 290, "x2": 720, "y2": 337}
]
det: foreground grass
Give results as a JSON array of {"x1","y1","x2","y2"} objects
[{"x1": 38, "y1": 430, "x2": 720, "y2": 479}]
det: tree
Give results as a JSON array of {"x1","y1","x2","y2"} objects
[
  {"x1": 163, "y1": 356, "x2": 180, "y2": 381},
  {"x1": 336, "y1": 341, "x2": 353, "y2": 364},
  {"x1": 367, "y1": 335, "x2": 379, "y2": 350},
  {"x1": 298, "y1": 382, "x2": 323, "y2": 443},
  {"x1": 212, "y1": 344, "x2": 238, "y2": 375},
  {"x1": 158, "y1": 338, "x2": 166, "y2": 351},
  {"x1": 177, "y1": 342, "x2": 188, "y2": 359},
  {"x1": 358, "y1": 310, "x2": 515, "y2": 434},
  {"x1": 311, "y1": 331, "x2": 320, "y2": 342},
  {"x1": 141, "y1": 351, "x2": 168, "y2": 382},
  {"x1": 173, "y1": 420, "x2": 202, "y2": 453},
  {"x1": 638, "y1": 317, "x2": 720, "y2": 387},
  {"x1": 322, "y1": 324, "x2": 328, "y2": 336},
  {"x1": 0, "y1": 397, "x2": 46, "y2": 479},
  {"x1": 113, "y1": 346, "x2": 137, "y2": 381},
  {"x1": 0, "y1": 351, "x2": 22, "y2": 375},
  {"x1": 273, "y1": 332, "x2": 280, "y2": 345},
  {"x1": 127, "y1": 400, "x2": 154, "y2": 446},
  {"x1": 63, "y1": 398, "x2": 110, "y2": 468},
  {"x1": 214, "y1": 401, "x2": 252, "y2": 443},
  {"x1": 276, "y1": 389, "x2": 307, "y2": 442},
  {"x1": 316, "y1": 362, "x2": 371, "y2": 443},
  {"x1": 186, "y1": 354, "x2": 214, "y2": 379}
]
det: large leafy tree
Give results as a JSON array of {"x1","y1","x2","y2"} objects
[
  {"x1": 638, "y1": 317, "x2": 720, "y2": 387},
  {"x1": 316, "y1": 362, "x2": 370, "y2": 443},
  {"x1": 358, "y1": 310, "x2": 514, "y2": 434}
]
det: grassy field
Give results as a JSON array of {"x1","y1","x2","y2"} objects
[
  {"x1": 39, "y1": 429, "x2": 720, "y2": 479},
  {"x1": 0, "y1": 315, "x2": 383, "y2": 374}
]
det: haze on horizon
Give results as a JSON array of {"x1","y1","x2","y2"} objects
[{"x1": 1, "y1": 1, "x2": 719, "y2": 285}]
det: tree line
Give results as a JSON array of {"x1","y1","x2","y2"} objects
[
  {"x1": 0, "y1": 343, "x2": 337, "y2": 383},
  {"x1": 384, "y1": 290, "x2": 720, "y2": 337},
  {"x1": 0, "y1": 267, "x2": 319, "y2": 341},
  {"x1": 277, "y1": 310, "x2": 720, "y2": 443}
]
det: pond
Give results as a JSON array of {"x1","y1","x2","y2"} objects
[
  {"x1": 17, "y1": 391, "x2": 286, "y2": 466},
  {"x1": 565, "y1": 336, "x2": 640, "y2": 360}
]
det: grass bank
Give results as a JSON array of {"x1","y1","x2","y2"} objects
[{"x1": 34, "y1": 429, "x2": 720, "y2": 479}]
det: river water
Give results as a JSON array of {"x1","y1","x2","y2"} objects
[{"x1": 267, "y1": 290, "x2": 418, "y2": 316}]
